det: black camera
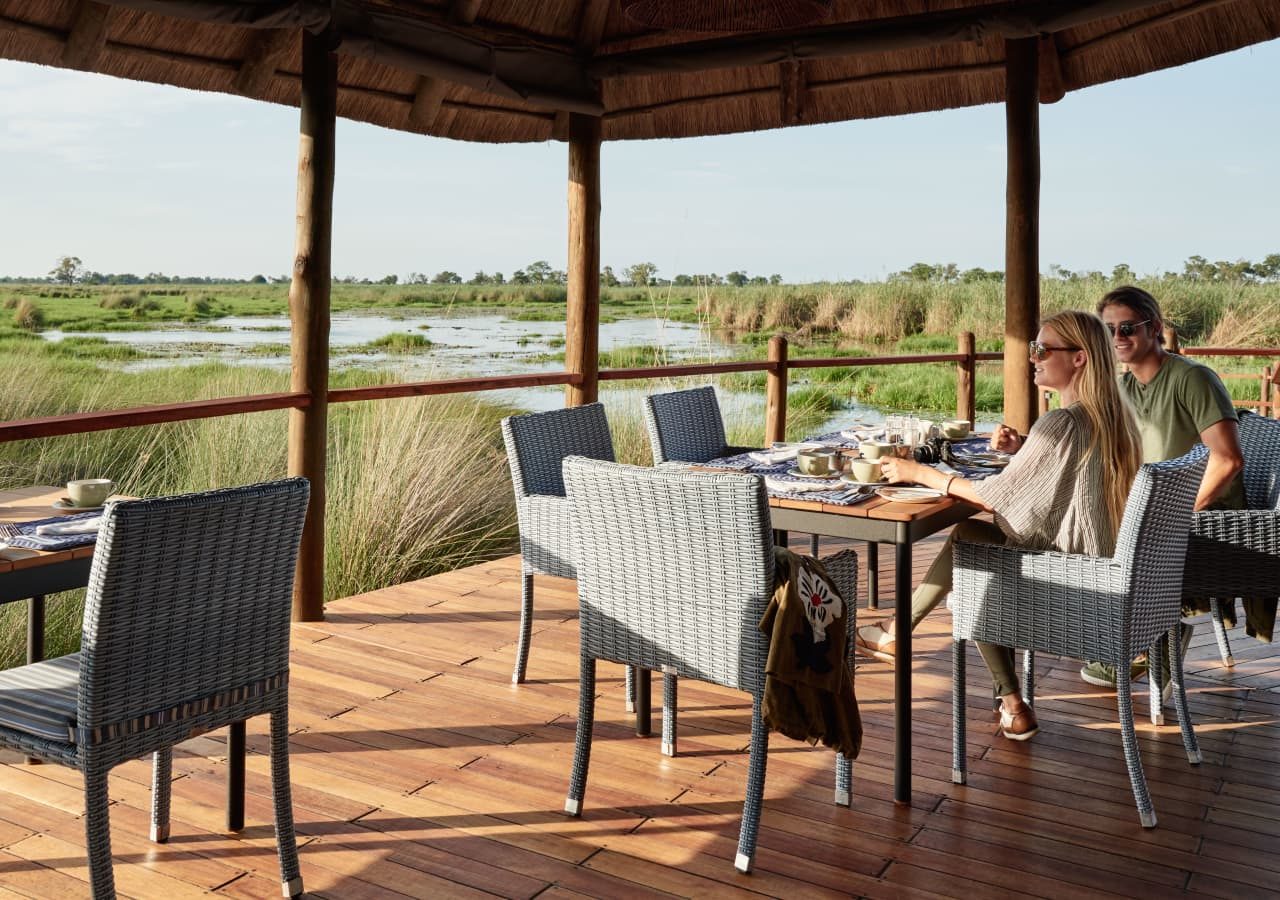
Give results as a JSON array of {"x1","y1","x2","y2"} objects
[{"x1": 913, "y1": 437, "x2": 948, "y2": 464}]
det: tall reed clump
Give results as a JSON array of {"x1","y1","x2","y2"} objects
[{"x1": 13, "y1": 298, "x2": 42, "y2": 331}]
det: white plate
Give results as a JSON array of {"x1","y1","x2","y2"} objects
[
  {"x1": 52, "y1": 499, "x2": 104, "y2": 511},
  {"x1": 839, "y1": 476, "x2": 890, "y2": 489},
  {"x1": 786, "y1": 467, "x2": 841, "y2": 480},
  {"x1": 875, "y1": 486, "x2": 944, "y2": 504}
]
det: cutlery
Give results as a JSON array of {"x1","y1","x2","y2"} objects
[{"x1": 0, "y1": 523, "x2": 21, "y2": 539}]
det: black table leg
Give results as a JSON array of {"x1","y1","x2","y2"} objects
[
  {"x1": 894, "y1": 539, "x2": 912, "y2": 804},
  {"x1": 866, "y1": 541, "x2": 879, "y2": 609},
  {"x1": 227, "y1": 721, "x2": 246, "y2": 831},
  {"x1": 634, "y1": 668, "x2": 652, "y2": 737},
  {"x1": 26, "y1": 596, "x2": 45, "y2": 765}
]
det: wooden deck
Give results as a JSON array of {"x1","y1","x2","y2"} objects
[{"x1": 2, "y1": 536, "x2": 1279, "y2": 899}]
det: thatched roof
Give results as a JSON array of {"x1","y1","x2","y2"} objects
[{"x1": 2, "y1": 1, "x2": 1277, "y2": 143}]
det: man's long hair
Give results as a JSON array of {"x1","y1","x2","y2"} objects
[{"x1": 1042, "y1": 309, "x2": 1142, "y2": 536}]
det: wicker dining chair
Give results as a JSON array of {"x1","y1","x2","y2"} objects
[
  {"x1": 0, "y1": 478, "x2": 310, "y2": 899},
  {"x1": 502, "y1": 403, "x2": 616, "y2": 685},
  {"x1": 950, "y1": 447, "x2": 1207, "y2": 828},
  {"x1": 1183, "y1": 410, "x2": 1280, "y2": 669},
  {"x1": 562, "y1": 457, "x2": 858, "y2": 874}
]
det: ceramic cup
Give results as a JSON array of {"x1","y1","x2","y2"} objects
[
  {"x1": 860, "y1": 440, "x2": 892, "y2": 460},
  {"x1": 796, "y1": 449, "x2": 832, "y2": 476},
  {"x1": 67, "y1": 478, "x2": 113, "y2": 507},
  {"x1": 850, "y1": 458, "x2": 882, "y2": 483},
  {"x1": 941, "y1": 419, "x2": 972, "y2": 440}
]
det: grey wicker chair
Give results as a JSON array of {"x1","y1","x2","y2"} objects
[
  {"x1": 1183, "y1": 411, "x2": 1280, "y2": 668},
  {"x1": 642, "y1": 386, "x2": 756, "y2": 465},
  {"x1": 0, "y1": 478, "x2": 310, "y2": 898},
  {"x1": 950, "y1": 448, "x2": 1207, "y2": 829},
  {"x1": 562, "y1": 457, "x2": 858, "y2": 874},
  {"x1": 502, "y1": 403, "x2": 616, "y2": 685}
]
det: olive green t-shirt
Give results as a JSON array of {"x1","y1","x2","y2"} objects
[{"x1": 1119, "y1": 353, "x2": 1244, "y2": 509}]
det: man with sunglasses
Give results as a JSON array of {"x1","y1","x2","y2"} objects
[{"x1": 1078, "y1": 285, "x2": 1245, "y2": 690}]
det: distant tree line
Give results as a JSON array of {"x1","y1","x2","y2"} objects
[{"x1": 11, "y1": 252, "x2": 1280, "y2": 288}]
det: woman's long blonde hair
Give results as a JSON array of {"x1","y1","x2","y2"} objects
[{"x1": 1041, "y1": 309, "x2": 1142, "y2": 534}]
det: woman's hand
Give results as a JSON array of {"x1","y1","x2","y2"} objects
[
  {"x1": 881, "y1": 457, "x2": 925, "y2": 485},
  {"x1": 991, "y1": 424, "x2": 1024, "y2": 453}
]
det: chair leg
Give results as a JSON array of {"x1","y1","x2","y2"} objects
[
  {"x1": 1020, "y1": 649, "x2": 1036, "y2": 708},
  {"x1": 269, "y1": 703, "x2": 304, "y2": 898},
  {"x1": 84, "y1": 765, "x2": 116, "y2": 900},
  {"x1": 1168, "y1": 624, "x2": 1202, "y2": 765},
  {"x1": 1210, "y1": 602, "x2": 1235, "y2": 667},
  {"x1": 150, "y1": 748, "x2": 172, "y2": 843},
  {"x1": 1148, "y1": 635, "x2": 1165, "y2": 727},
  {"x1": 624, "y1": 665, "x2": 636, "y2": 714},
  {"x1": 661, "y1": 669, "x2": 678, "y2": 757},
  {"x1": 865, "y1": 541, "x2": 878, "y2": 610},
  {"x1": 734, "y1": 697, "x2": 770, "y2": 874},
  {"x1": 1116, "y1": 670, "x2": 1157, "y2": 828},
  {"x1": 512, "y1": 571, "x2": 535, "y2": 684},
  {"x1": 952, "y1": 639, "x2": 967, "y2": 785},
  {"x1": 565, "y1": 655, "x2": 597, "y2": 817}
]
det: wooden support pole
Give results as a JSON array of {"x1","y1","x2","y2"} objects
[
  {"x1": 1003, "y1": 37, "x2": 1039, "y2": 434},
  {"x1": 956, "y1": 331, "x2": 976, "y2": 425},
  {"x1": 765, "y1": 335, "x2": 788, "y2": 444},
  {"x1": 1163, "y1": 324, "x2": 1182, "y2": 353},
  {"x1": 287, "y1": 30, "x2": 336, "y2": 622},
  {"x1": 565, "y1": 112, "x2": 601, "y2": 407}
]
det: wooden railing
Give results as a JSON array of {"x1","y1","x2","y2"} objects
[{"x1": 3, "y1": 332, "x2": 1277, "y2": 619}]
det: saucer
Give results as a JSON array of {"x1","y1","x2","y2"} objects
[
  {"x1": 875, "y1": 486, "x2": 944, "y2": 504},
  {"x1": 53, "y1": 498, "x2": 104, "y2": 511},
  {"x1": 840, "y1": 474, "x2": 888, "y2": 488},
  {"x1": 786, "y1": 467, "x2": 841, "y2": 480}
]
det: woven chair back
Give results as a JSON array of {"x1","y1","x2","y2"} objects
[
  {"x1": 643, "y1": 386, "x2": 731, "y2": 464},
  {"x1": 1238, "y1": 411, "x2": 1280, "y2": 511},
  {"x1": 502, "y1": 403, "x2": 614, "y2": 498},
  {"x1": 564, "y1": 457, "x2": 773, "y2": 695},
  {"x1": 1113, "y1": 447, "x2": 1207, "y2": 651},
  {"x1": 77, "y1": 478, "x2": 309, "y2": 739}
]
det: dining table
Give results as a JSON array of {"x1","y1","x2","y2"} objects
[{"x1": 0, "y1": 485, "x2": 248, "y2": 830}]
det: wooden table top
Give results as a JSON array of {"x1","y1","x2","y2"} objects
[{"x1": 0, "y1": 485, "x2": 98, "y2": 573}]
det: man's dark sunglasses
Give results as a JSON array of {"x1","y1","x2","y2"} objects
[{"x1": 1105, "y1": 319, "x2": 1151, "y2": 338}]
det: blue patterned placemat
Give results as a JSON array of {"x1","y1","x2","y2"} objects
[{"x1": 5, "y1": 511, "x2": 100, "y2": 552}]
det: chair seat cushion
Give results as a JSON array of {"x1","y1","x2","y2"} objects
[{"x1": 0, "y1": 652, "x2": 79, "y2": 743}]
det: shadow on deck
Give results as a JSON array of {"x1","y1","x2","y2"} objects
[{"x1": 0, "y1": 539, "x2": 1277, "y2": 898}]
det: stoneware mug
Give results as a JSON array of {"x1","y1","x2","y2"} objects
[
  {"x1": 850, "y1": 458, "x2": 883, "y2": 483},
  {"x1": 796, "y1": 449, "x2": 832, "y2": 476},
  {"x1": 67, "y1": 478, "x2": 114, "y2": 508},
  {"x1": 860, "y1": 440, "x2": 891, "y2": 460}
]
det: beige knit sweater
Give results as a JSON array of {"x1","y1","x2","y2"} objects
[{"x1": 972, "y1": 404, "x2": 1116, "y2": 558}]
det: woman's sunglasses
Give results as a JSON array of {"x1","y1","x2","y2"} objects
[
  {"x1": 1028, "y1": 340, "x2": 1081, "y2": 361},
  {"x1": 1105, "y1": 319, "x2": 1151, "y2": 338}
]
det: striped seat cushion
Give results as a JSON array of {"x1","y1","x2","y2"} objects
[{"x1": 0, "y1": 652, "x2": 79, "y2": 743}]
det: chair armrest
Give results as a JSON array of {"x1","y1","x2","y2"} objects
[
  {"x1": 1185, "y1": 509, "x2": 1280, "y2": 598},
  {"x1": 952, "y1": 540, "x2": 1132, "y2": 661}
]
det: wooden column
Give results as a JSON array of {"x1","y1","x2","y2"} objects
[
  {"x1": 765, "y1": 335, "x2": 788, "y2": 444},
  {"x1": 287, "y1": 30, "x2": 336, "y2": 622},
  {"x1": 1003, "y1": 37, "x2": 1040, "y2": 434},
  {"x1": 565, "y1": 113, "x2": 602, "y2": 407},
  {"x1": 956, "y1": 331, "x2": 976, "y2": 425}
]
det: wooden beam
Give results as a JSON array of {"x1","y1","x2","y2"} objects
[
  {"x1": 1038, "y1": 33, "x2": 1065, "y2": 103},
  {"x1": 234, "y1": 28, "x2": 294, "y2": 97},
  {"x1": 404, "y1": 0, "x2": 482, "y2": 131},
  {"x1": 1003, "y1": 37, "x2": 1040, "y2": 435},
  {"x1": 553, "y1": 1, "x2": 609, "y2": 141},
  {"x1": 288, "y1": 30, "x2": 337, "y2": 623},
  {"x1": 564, "y1": 113, "x2": 602, "y2": 407},
  {"x1": 1064, "y1": 0, "x2": 1235, "y2": 57},
  {"x1": 589, "y1": 0, "x2": 1171, "y2": 79},
  {"x1": 61, "y1": 1, "x2": 110, "y2": 71},
  {"x1": 779, "y1": 60, "x2": 805, "y2": 124}
]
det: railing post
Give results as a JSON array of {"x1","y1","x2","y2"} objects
[
  {"x1": 1262, "y1": 365, "x2": 1272, "y2": 417},
  {"x1": 765, "y1": 335, "x2": 788, "y2": 444},
  {"x1": 956, "y1": 331, "x2": 976, "y2": 424},
  {"x1": 1164, "y1": 324, "x2": 1181, "y2": 354},
  {"x1": 287, "y1": 28, "x2": 337, "y2": 623}
]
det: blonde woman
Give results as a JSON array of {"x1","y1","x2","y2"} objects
[{"x1": 855, "y1": 310, "x2": 1141, "y2": 740}]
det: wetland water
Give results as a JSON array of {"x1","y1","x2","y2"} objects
[{"x1": 42, "y1": 311, "x2": 971, "y2": 428}]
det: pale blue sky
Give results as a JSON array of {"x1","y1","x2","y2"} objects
[{"x1": 1, "y1": 37, "x2": 1276, "y2": 283}]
